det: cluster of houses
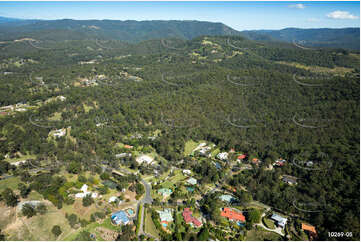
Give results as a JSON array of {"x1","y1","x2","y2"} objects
[
  {"x1": 79, "y1": 78, "x2": 98, "y2": 87},
  {"x1": 0, "y1": 103, "x2": 30, "y2": 115}
]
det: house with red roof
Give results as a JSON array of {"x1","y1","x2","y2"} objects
[
  {"x1": 220, "y1": 207, "x2": 246, "y2": 222},
  {"x1": 302, "y1": 223, "x2": 317, "y2": 237},
  {"x1": 273, "y1": 158, "x2": 286, "y2": 167},
  {"x1": 182, "y1": 208, "x2": 202, "y2": 227},
  {"x1": 251, "y1": 158, "x2": 261, "y2": 165},
  {"x1": 237, "y1": 154, "x2": 246, "y2": 162}
]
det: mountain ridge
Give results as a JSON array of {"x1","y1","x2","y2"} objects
[{"x1": 0, "y1": 17, "x2": 358, "y2": 49}]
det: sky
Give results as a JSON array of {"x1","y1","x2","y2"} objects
[{"x1": 0, "y1": 1, "x2": 359, "y2": 30}]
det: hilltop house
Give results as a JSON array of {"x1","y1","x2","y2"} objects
[
  {"x1": 115, "y1": 153, "x2": 131, "y2": 158},
  {"x1": 271, "y1": 214, "x2": 288, "y2": 228},
  {"x1": 274, "y1": 158, "x2": 286, "y2": 167},
  {"x1": 136, "y1": 154, "x2": 154, "y2": 165},
  {"x1": 217, "y1": 152, "x2": 228, "y2": 161},
  {"x1": 51, "y1": 128, "x2": 66, "y2": 138},
  {"x1": 219, "y1": 194, "x2": 237, "y2": 203},
  {"x1": 182, "y1": 169, "x2": 192, "y2": 176},
  {"x1": 182, "y1": 208, "x2": 202, "y2": 227},
  {"x1": 302, "y1": 223, "x2": 317, "y2": 237},
  {"x1": 186, "y1": 177, "x2": 197, "y2": 186},
  {"x1": 220, "y1": 207, "x2": 246, "y2": 223},
  {"x1": 75, "y1": 184, "x2": 98, "y2": 198},
  {"x1": 236, "y1": 154, "x2": 246, "y2": 162},
  {"x1": 158, "y1": 188, "x2": 173, "y2": 197},
  {"x1": 251, "y1": 158, "x2": 261, "y2": 165},
  {"x1": 282, "y1": 175, "x2": 298, "y2": 185},
  {"x1": 157, "y1": 208, "x2": 174, "y2": 226}
]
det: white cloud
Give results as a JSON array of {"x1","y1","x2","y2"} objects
[
  {"x1": 289, "y1": 4, "x2": 305, "y2": 9},
  {"x1": 326, "y1": 11, "x2": 358, "y2": 20}
]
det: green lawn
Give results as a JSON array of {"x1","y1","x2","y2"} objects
[
  {"x1": 246, "y1": 227, "x2": 282, "y2": 241},
  {"x1": 184, "y1": 140, "x2": 198, "y2": 156},
  {"x1": 0, "y1": 176, "x2": 21, "y2": 192},
  {"x1": 145, "y1": 209, "x2": 160, "y2": 238},
  {"x1": 262, "y1": 217, "x2": 276, "y2": 229}
]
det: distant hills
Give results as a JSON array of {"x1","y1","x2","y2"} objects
[
  {"x1": 0, "y1": 17, "x2": 359, "y2": 50},
  {"x1": 242, "y1": 28, "x2": 360, "y2": 50}
]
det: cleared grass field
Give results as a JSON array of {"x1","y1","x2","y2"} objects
[
  {"x1": 184, "y1": 140, "x2": 198, "y2": 156},
  {"x1": 246, "y1": 227, "x2": 282, "y2": 241},
  {"x1": 0, "y1": 176, "x2": 21, "y2": 192},
  {"x1": 5, "y1": 202, "x2": 73, "y2": 241},
  {"x1": 144, "y1": 209, "x2": 160, "y2": 238},
  {"x1": 262, "y1": 217, "x2": 276, "y2": 229}
]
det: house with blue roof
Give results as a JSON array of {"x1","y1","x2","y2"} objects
[
  {"x1": 271, "y1": 213, "x2": 288, "y2": 228},
  {"x1": 111, "y1": 210, "x2": 130, "y2": 225}
]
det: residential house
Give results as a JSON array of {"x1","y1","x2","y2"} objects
[
  {"x1": 219, "y1": 194, "x2": 237, "y2": 203},
  {"x1": 108, "y1": 196, "x2": 118, "y2": 203},
  {"x1": 182, "y1": 208, "x2": 202, "y2": 227},
  {"x1": 111, "y1": 210, "x2": 130, "y2": 225},
  {"x1": 302, "y1": 223, "x2": 317, "y2": 237},
  {"x1": 271, "y1": 214, "x2": 288, "y2": 228},
  {"x1": 182, "y1": 169, "x2": 192, "y2": 176},
  {"x1": 220, "y1": 207, "x2": 246, "y2": 223},
  {"x1": 51, "y1": 128, "x2": 66, "y2": 138},
  {"x1": 158, "y1": 188, "x2": 173, "y2": 197},
  {"x1": 75, "y1": 184, "x2": 98, "y2": 198},
  {"x1": 157, "y1": 208, "x2": 174, "y2": 223},
  {"x1": 186, "y1": 177, "x2": 197, "y2": 185},
  {"x1": 199, "y1": 146, "x2": 211, "y2": 156},
  {"x1": 217, "y1": 152, "x2": 228, "y2": 161},
  {"x1": 236, "y1": 154, "x2": 246, "y2": 162},
  {"x1": 136, "y1": 155, "x2": 154, "y2": 165},
  {"x1": 273, "y1": 158, "x2": 286, "y2": 167},
  {"x1": 115, "y1": 153, "x2": 131, "y2": 158},
  {"x1": 57, "y1": 96, "x2": 66, "y2": 101},
  {"x1": 251, "y1": 158, "x2": 261, "y2": 165},
  {"x1": 282, "y1": 175, "x2": 298, "y2": 185}
]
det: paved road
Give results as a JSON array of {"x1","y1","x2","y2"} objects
[
  {"x1": 140, "y1": 178, "x2": 153, "y2": 204},
  {"x1": 113, "y1": 167, "x2": 155, "y2": 239}
]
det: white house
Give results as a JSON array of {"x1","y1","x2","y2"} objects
[
  {"x1": 115, "y1": 153, "x2": 131, "y2": 158},
  {"x1": 187, "y1": 177, "x2": 197, "y2": 185},
  {"x1": 81, "y1": 184, "x2": 88, "y2": 193},
  {"x1": 52, "y1": 128, "x2": 66, "y2": 138},
  {"x1": 75, "y1": 184, "x2": 98, "y2": 198},
  {"x1": 182, "y1": 169, "x2": 192, "y2": 176},
  {"x1": 57, "y1": 96, "x2": 66, "y2": 101},
  {"x1": 109, "y1": 196, "x2": 118, "y2": 203},
  {"x1": 136, "y1": 155, "x2": 154, "y2": 165},
  {"x1": 217, "y1": 152, "x2": 228, "y2": 161}
]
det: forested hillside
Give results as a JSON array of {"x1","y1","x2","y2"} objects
[{"x1": 0, "y1": 33, "x2": 359, "y2": 240}]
